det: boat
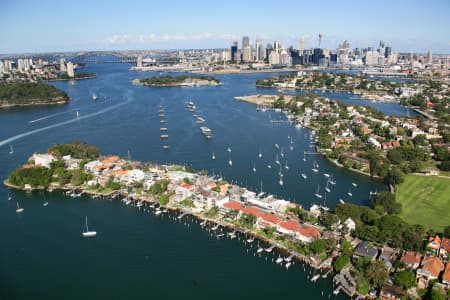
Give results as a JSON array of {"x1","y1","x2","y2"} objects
[
  {"x1": 274, "y1": 143, "x2": 279, "y2": 149},
  {"x1": 216, "y1": 233, "x2": 224, "y2": 238},
  {"x1": 160, "y1": 127, "x2": 167, "y2": 131},
  {"x1": 280, "y1": 148, "x2": 285, "y2": 158},
  {"x1": 279, "y1": 176, "x2": 283, "y2": 186},
  {"x1": 276, "y1": 256, "x2": 284, "y2": 264},
  {"x1": 212, "y1": 152, "x2": 216, "y2": 160},
  {"x1": 246, "y1": 238, "x2": 254, "y2": 243},
  {"x1": 228, "y1": 159, "x2": 233, "y2": 166},
  {"x1": 15, "y1": 202, "x2": 24, "y2": 213},
  {"x1": 257, "y1": 247, "x2": 264, "y2": 253},
  {"x1": 211, "y1": 224, "x2": 219, "y2": 231},
  {"x1": 275, "y1": 154, "x2": 280, "y2": 165},
  {"x1": 303, "y1": 151, "x2": 306, "y2": 162},
  {"x1": 301, "y1": 173, "x2": 307, "y2": 180},
  {"x1": 9, "y1": 145, "x2": 14, "y2": 155},
  {"x1": 352, "y1": 182, "x2": 358, "y2": 187},
  {"x1": 200, "y1": 220, "x2": 207, "y2": 226},
  {"x1": 227, "y1": 147, "x2": 232, "y2": 153},
  {"x1": 76, "y1": 111, "x2": 80, "y2": 118},
  {"x1": 155, "y1": 209, "x2": 163, "y2": 216},
  {"x1": 285, "y1": 161, "x2": 289, "y2": 170},
  {"x1": 314, "y1": 184, "x2": 322, "y2": 199},
  {"x1": 258, "y1": 145, "x2": 263, "y2": 158},
  {"x1": 195, "y1": 117, "x2": 206, "y2": 124},
  {"x1": 311, "y1": 274, "x2": 320, "y2": 282},
  {"x1": 311, "y1": 160, "x2": 319, "y2": 173},
  {"x1": 333, "y1": 287, "x2": 340, "y2": 295},
  {"x1": 7, "y1": 194, "x2": 12, "y2": 201},
  {"x1": 163, "y1": 145, "x2": 170, "y2": 150},
  {"x1": 200, "y1": 126, "x2": 212, "y2": 138},
  {"x1": 160, "y1": 134, "x2": 169, "y2": 139},
  {"x1": 328, "y1": 173, "x2": 336, "y2": 185},
  {"x1": 265, "y1": 246, "x2": 275, "y2": 253},
  {"x1": 325, "y1": 181, "x2": 331, "y2": 193},
  {"x1": 339, "y1": 199, "x2": 345, "y2": 204},
  {"x1": 285, "y1": 262, "x2": 292, "y2": 269},
  {"x1": 267, "y1": 164, "x2": 272, "y2": 169},
  {"x1": 348, "y1": 189, "x2": 353, "y2": 197},
  {"x1": 82, "y1": 216, "x2": 97, "y2": 237},
  {"x1": 92, "y1": 93, "x2": 97, "y2": 101},
  {"x1": 252, "y1": 163, "x2": 256, "y2": 172},
  {"x1": 323, "y1": 173, "x2": 330, "y2": 178},
  {"x1": 159, "y1": 113, "x2": 165, "y2": 117}
]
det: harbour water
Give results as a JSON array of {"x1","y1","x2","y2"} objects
[{"x1": 0, "y1": 62, "x2": 409, "y2": 299}]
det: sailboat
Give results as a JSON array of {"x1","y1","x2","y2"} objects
[
  {"x1": 275, "y1": 154, "x2": 280, "y2": 165},
  {"x1": 279, "y1": 176, "x2": 284, "y2": 187},
  {"x1": 227, "y1": 146, "x2": 232, "y2": 153},
  {"x1": 42, "y1": 193, "x2": 48, "y2": 207},
  {"x1": 82, "y1": 216, "x2": 97, "y2": 237},
  {"x1": 92, "y1": 93, "x2": 97, "y2": 101},
  {"x1": 16, "y1": 202, "x2": 24, "y2": 213},
  {"x1": 76, "y1": 111, "x2": 80, "y2": 118},
  {"x1": 325, "y1": 181, "x2": 331, "y2": 193},
  {"x1": 267, "y1": 164, "x2": 272, "y2": 169},
  {"x1": 352, "y1": 182, "x2": 358, "y2": 187},
  {"x1": 329, "y1": 173, "x2": 336, "y2": 185},
  {"x1": 9, "y1": 145, "x2": 14, "y2": 155},
  {"x1": 7, "y1": 194, "x2": 12, "y2": 201},
  {"x1": 212, "y1": 152, "x2": 216, "y2": 160},
  {"x1": 252, "y1": 163, "x2": 256, "y2": 172},
  {"x1": 311, "y1": 160, "x2": 319, "y2": 173},
  {"x1": 280, "y1": 148, "x2": 285, "y2": 158},
  {"x1": 303, "y1": 151, "x2": 306, "y2": 162},
  {"x1": 228, "y1": 155, "x2": 233, "y2": 166},
  {"x1": 301, "y1": 173, "x2": 307, "y2": 180},
  {"x1": 314, "y1": 184, "x2": 322, "y2": 199},
  {"x1": 258, "y1": 145, "x2": 263, "y2": 158},
  {"x1": 274, "y1": 143, "x2": 279, "y2": 149},
  {"x1": 348, "y1": 188, "x2": 353, "y2": 197},
  {"x1": 285, "y1": 160, "x2": 289, "y2": 170}
]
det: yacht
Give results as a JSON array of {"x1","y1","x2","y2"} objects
[
  {"x1": 92, "y1": 93, "x2": 97, "y2": 101},
  {"x1": 258, "y1": 145, "x2": 263, "y2": 158},
  {"x1": 325, "y1": 181, "x2": 331, "y2": 193},
  {"x1": 15, "y1": 202, "x2": 24, "y2": 213},
  {"x1": 352, "y1": 182, "x2": 358, "y2": 187},
  {"x1": 285, "y1": 161, "x2": 289, "y2": 170},
  {"x1": 301, "y1": 173, "x2": 307, "y2": 180},
  {"x1": 314, "y1": 184, "x2": 322, "y2": 199},
  {"x1": 348, "y1": 189, "x2": 353, "y2": 197},
  {"x1": 275, "y1": 154, "x2": 280, "y2": 165},
  {"x1": 328, "y1": 174, "x2": 336, "y2": 185},
  {"x1": 211, "y1": 152, "x2": 216, "y2": 160},
  {"x1": 228, "y1": 159, "x2": 233, "y2": 166},
  {"x1": 82, "y1": 216, "x2": 97, "y2": 237},
  {"x1": 311, "y1": 160, "x2": 319, "y2": 173},
  {"x1": 9, "y1": 145, "x2": 14, "y2": 155},
  {"x1": 252, "y1": 163, "x2": 256, "y2": 172},
  {"x1": 274, "y1": 143, "x2": 279, "y2": 149},
  {"x1": 227, "y1": 146, "x2": 232, "y2": 153}
]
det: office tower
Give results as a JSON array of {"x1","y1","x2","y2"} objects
[
  {"x1": 137, "y1": 55, "x2": 143, "y2": 68},
  {"x1": 384, "y1": 46, "x2": 392, "y2": 58},
  {"x1": 299, "y1": 36, "x2": 305, "y2": 52},
  {"x1": 427, "y1": 51, "x2": 432, "y2": 64},
  {"x1": 274, "y1": 40, "x2": 280, "y2": 53},
  {"x1": 255, "y1": 38, "x2": 263, "y2": 61},
  {"x1": 342, "y1": 40, "x2": 350, "y2": 49},
  {"x1": 243, "y1": 46, "x2": 252, "y2": 62},
  {"x1": 66, "y1": 62, "x2": 74, "y2": 77},
  {"x1": 231, "y1": 41, "x2": 238, "y2": 62},
  {"x1": 242, "y1": 36, "x2": 250, "y2": 49},
  {"x1": 60, "y1": 58, "x2": 66, "y2": 71}
]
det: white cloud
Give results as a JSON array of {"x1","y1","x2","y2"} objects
[{"x1": 103, "y1": 34, "x2": 132, "y2": 45}]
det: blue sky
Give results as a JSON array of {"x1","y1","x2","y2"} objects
[{"x1": 0, "y1": 0, "x2": 449, "y2": 54}]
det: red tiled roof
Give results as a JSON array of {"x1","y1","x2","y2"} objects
[
  {"x1": 428, "y1": 235, "x2": 441, "y2": 250},
  {"x1": 279, "y1": 220, "x2": 301, "y2": 232},
  {"x1": 180, "y1": 182, "x2": 193, "y2": 189},
  {"x1": 400, "y1": 251, "x2": 422, "y2": 265},
  {"x1": 441, "y1": 238, "x2": 450, "y2": 253},
  {"x1": 102, "y1": 156, "x2": 119, "y2": 164},
  {"x1": 223, "y1": 201, "x2": 243, "y2": 211},
  {"x1": 298, "y1": 226, "x2": 320, "y2": 238},
  {"x1": 261, "y1": 213, "x2": 280, "y2": 224},
  {"x1": 443, "y1": 263, "x2": 450, "y2": 282},
  {"x1": 422, "y1": 256, "x2": 444, "y2": 277},
  {"x1": 241, "y1": 206, "x2": 264, "y2": 218}
]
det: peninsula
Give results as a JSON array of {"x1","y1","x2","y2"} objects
[
  {"x1": 5, "y1": 142, "x2": 450, "y2": 300},
  {"x1": 0, "y1": 82, "x2": 69, "y2": 108},
  {"x1": 133, "y1": 75, "x2": 221, "y2": 87}
]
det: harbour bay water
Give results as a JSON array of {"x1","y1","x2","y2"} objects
[{"x1": 0, "y1": 62, "x2": 408, "y2": 299}]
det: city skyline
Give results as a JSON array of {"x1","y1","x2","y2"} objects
[{"x1": 0, "y1": 0, "x2": 450, "y2": 54}]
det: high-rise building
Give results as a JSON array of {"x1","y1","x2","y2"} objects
[
  {"x1": 299, "y1": 36, "x2": 305, "y2": 52},
  {"x1": 384, "y1": 47, "x2": 392, "y2": 58},
  {"x1": 242, "y1": 36, "x2": 250, "y2": 49},
  {"x1": 231, "y1": 41, "x2": 238, "y2": 62},
  {"x1": 137, "y1": 55, "x2": 143, "y2": 68},
  {"x1": 274, "y1": 40, "x2": 281, "y2": 53},
  {"x1": 341, "y1": 40, "x2": 350, "y2": 49},
  {"x1": 255, "y1": 39, "x2": 263, "y2": 61},
  {"x1": 427, "y1": 51, "x2": 432, "y2": 64},
  {"x1": 242, "y1": 46, "x2": 252, "y2": 62},
  {"x1": 66, "y1": 62, "x2": 74, "y2": 78},
  {"x1": 60, "y1": 58, "x2": 66, "y2": 71}
]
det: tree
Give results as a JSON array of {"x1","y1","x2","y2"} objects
[
  {"x1": 333, "y1": 254, "x2": 350, "y2": 272},
  {"x1": 383, "y1": 167, "x2": 405, "y2": 187},
  {"x1": 394, "y1": 270, "x2": 416, "y2": 290},
  {"x1": 439, "y1": 160, "x2": 450, "y2": 171},
  {"x1": 372, "y1": 191, "x2": 401, "y2": 214},
  {"x1": 310, "y1": 239, "x2": 328, "y2": 254},
  {"x1": 444, "y1": 226, "x2": 450, "y2": 238},
  {"x1": 365, "y1": 260, "x2": 389, "y2": 288}
]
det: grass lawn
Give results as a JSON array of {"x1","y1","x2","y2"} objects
[{"x1": 397, "y1": 175, "x2": 450, "y2": 232}]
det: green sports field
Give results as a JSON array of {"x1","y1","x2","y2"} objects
[{"x1": 396, "y1": 175, "x2": 450, "y2": 232}]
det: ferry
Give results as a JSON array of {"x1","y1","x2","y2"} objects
[{"x1": 195, "y1": 117, "x2": 206, "y2": 124}]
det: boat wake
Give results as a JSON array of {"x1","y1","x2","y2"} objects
[
  {"x1": 28, "y1": 108, "x2": 83, "y2": 124},
  {"x1": 0, "y1": 97, "x2": 133, "y2": 147}
]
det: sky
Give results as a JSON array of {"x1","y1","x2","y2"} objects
[{"x1": 0, "y1": 0, "x2": 449, "y2": 54}]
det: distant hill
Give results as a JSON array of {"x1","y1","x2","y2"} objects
[{"x1": 0, "y1": 82, "x2": 69, "y2": 108}]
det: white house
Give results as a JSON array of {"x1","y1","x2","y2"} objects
[
  {"x1": 127, "y1": 169, "x2": 146, "y2": 183},
  {"x1": 344, "y1": 217, "x2": 356, "y2": 232},
  {"x1": 33, "y1": 153, "x2": 55, "y2": 169}
]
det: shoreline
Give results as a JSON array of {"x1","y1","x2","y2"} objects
[
  {"x1": 45, "y1": 74, "x2": 97, "y2": 82},
  {"x1": 0, "y1": 99, "x2": 69, "y2": 109}
]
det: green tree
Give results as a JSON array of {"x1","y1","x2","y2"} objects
[
  {"x1": 333, "y1": 254, "x2": 350, "y2": 272},
  {"x1": 365, "y1": 260, "x2": 389, "y2": 288},
  {"x1": 394, "y1": 270, "x2": 416, "y2": 290},
  {"x1": 443, "y1": 226, "x2": 450, "y2": 238},
  {"x1": 310, "y1": 239, "x2": 328, "y2": 254}
]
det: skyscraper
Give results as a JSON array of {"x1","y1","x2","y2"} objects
[
  {"x1": 137, "y1": 55, "x2": 143, "y2": 68},
  {"x1": 427, "y1": 51, "x2": 432, "y2": 64},
  {"x1": 256, "y1": 38, "x2": 263, "y2": 61},
  {"x1": 299, "y1": 36, "x2": 305, "y2": 52},
  {"x1": 231, "y1": 41, "x2": 238, "y2": 62},
  {"x1": 60, "y1": 58, "x2": 66, "y2": 72},
  {"x1": 66, "y1": 62, "x2": 74, "y2": 78},
  {"x1": 242, "y1": 36, "x2": 250, "y2": 49},
  {"x1": 242, "y1": 46, "x2": 252, "y2": 62}
]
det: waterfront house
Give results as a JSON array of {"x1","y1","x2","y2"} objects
[
  {"x1": 427, "y1": 235, "x2": 441, "y2": 254},
  {"x1": 84, "y1": 160, "x2": 102, "y2": 173},
  {"x1": 32, "y1": 153, "x2": 55, "y2": 169},
  {"x1": 380, "y1": 283, "x2": 404, "y2": 300},
  {"x1": 400, "y1": 251, "x2": 422, "y2": 270},
  {"x1": 416, "y1": 256, "x2": 444, "y2": 288},
  {"x1": 127, "y1": 169, "x2": 145, "y2": 183},
  {"x1": 343, "y1": 217, "x2": 356, "y2": 233},
  {"x1": 353, "y1": 241, "x2": 379, "y2": 261},
  {"x1": 277, "y1": 220, "x2": 300, "y2": 237},
  {"x1": 443, "y1": 263, "x2": 450, "y2": 288},
  {"x1": 379, "y1": 246, "x2": 397, "y2": 271},
  {"x1": 296, "y1": 225, "x2": 320, "y2": 243},
  {"x1": 175, "y1": 182, "x2": 194, "y2": 200},
  {"x1": 256, "y1": 213, "x2": 280, "y2": 229}
]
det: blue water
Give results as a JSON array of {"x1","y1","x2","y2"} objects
[{"x1": 0, "y1": 62, "x2": 407, "y2": 299}]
